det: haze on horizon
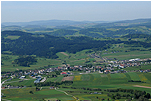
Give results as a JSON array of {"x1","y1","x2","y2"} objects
[{"x1": 1, "y1": 1, "x2": 151, "y2": 23}]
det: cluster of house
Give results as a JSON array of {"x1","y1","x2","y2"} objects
[
  {"x1": 99, "y1": 58, "x2": 151, "y2": 74},
  {"x1": 109, "y1": 58, "x2": 150, "y2": 67},
  {"x1": 2, "y1": 58, "x2": 151, "y2": 80},
  {"x1": 79, "y1": 58, "x2": 151, "y2": 74},
  {"x1": 1, "y1": 57, "x2": 151, "y2": 87}
]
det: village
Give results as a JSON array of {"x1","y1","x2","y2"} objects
[{"x1": 1, "y1": 57, "x2": 151, "y2": 89}]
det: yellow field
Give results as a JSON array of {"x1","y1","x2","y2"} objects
[
  {"x1": 74, "y1": 75, "x2": 82, "y2": 81},
  {"x1": 138, "y1": 73, "x2": 148, "y2": 82},
  {"x1": 120, "y1": 73, "x2": 127, "y2": 78}
]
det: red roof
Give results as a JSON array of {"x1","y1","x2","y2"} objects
[
  {"x1": 120, "y1": 64, "x2": 125, "y2": 66},
  {"x1": 61, "y1": 72, "x2": 67, "y2": 74}
]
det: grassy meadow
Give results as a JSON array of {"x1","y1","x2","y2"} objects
[{"x1": 2, "y1": 87, "x2": 75, "y2": 101}]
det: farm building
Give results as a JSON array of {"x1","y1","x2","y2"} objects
[
  {"x1": 119, "y1": 64, "x2": 125, "y2": 68},
  {"x1": 36, "y1": 75, "x2": 41, "y2": 78},
  {"x1": 8, "y1": 86, "x2": 19, "y2": 89},
  {"x1": 104, "y1": 70, "x2": 111, "y2": 74},
  {"x1": 50, "y1": 86, "x2": 55, "y2": 89},
  {"x1": 60, "y1": 72, "x2": 72, "y2": 75},
  {"x1": 34, "y1": 77, "x2": 41, "y2": 83},
  {"x1": 19, "y1": 76, "x2": 25, "y2": 79},
  {"x1": 129, "y1": 58, "x2": 140, "y2": 62}
]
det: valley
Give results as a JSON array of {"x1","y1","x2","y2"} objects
[{"x1": 1, "y1": 18, "x2": 151, "y2": 101}]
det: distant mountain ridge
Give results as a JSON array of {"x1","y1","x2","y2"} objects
[
  {"x1": 93, "y1": 18, "x2": 151, "y2": 28},
  {"x1": 1, "y1": 18, "x2": 151, "y2": 38},
  {"x1": 2, "y1": 19, "x2": 108, "y2": 27},
  {"x1": 2, "y1": 18, "x2": 150, "y2": 27}
]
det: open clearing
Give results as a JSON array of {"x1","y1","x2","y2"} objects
[{"x1": 4, "y1": 35, "x2": 20, "y2": 40}]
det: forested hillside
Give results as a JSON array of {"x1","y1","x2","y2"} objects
[
  {"x1": 1, "y1": 31, "x2": 110, "y2": 58},
  {"x1": 1, "y1": 30, "x2": 151, "y2": 59},
  {"x1": 2, "y1": 18, "x2": 151, "y2": 38}
]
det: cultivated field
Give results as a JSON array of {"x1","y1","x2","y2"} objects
[
  {"x1": 72, "y1": 72, "x2": 151, "y2": 93},
  {"x1": 2, "y1": 71, "x2": 151, "y2": 101},
  {"x1": 62, "y1": 76, "x2": 74, "y2": 81}
]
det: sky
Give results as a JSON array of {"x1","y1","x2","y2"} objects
[{"x1": 1, "y1": 1, "x2": 151, "y2": 22}]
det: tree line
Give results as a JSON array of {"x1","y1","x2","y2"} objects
[{"x1": 34, "y1": 81, "x2": 73, "y2": 87}]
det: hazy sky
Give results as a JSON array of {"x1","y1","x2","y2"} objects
[{"x1": 1, "y1": 1, "x2": 151, "y2": 22}]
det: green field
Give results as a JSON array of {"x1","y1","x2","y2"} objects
[
  {"x1": 3, "y1": 79, "x2": 36, "y2": 86},
  {"x1": 2, "y1": 88, "x2": 75, "y2": 101},
  {"x1": 102, "y1": 50, "x2": 150, "y2": 60},
  {"x1": 72, "y1": 72, "x2": 151, "y2": 93},
  {"x1": 2, "y1": 72, "x2": 151, "y2": 101}
]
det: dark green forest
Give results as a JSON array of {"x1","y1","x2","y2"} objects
[
  {"x1": 1, "y1": 30, "x2": 151, "y2": 59},
  {"x1": 13, "y1": 56, "x2": 37, "y2": 67},
  {"x1": 1, "y1": 31, "x2": 111, "y2": 58}
]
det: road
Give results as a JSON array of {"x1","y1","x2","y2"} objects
[
  {"x1": 1, "y1": 75, "x2": 14, "y2": 87},
  {"x1": 1, "y1": 79, "x2": 7, "y2": 87}
]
